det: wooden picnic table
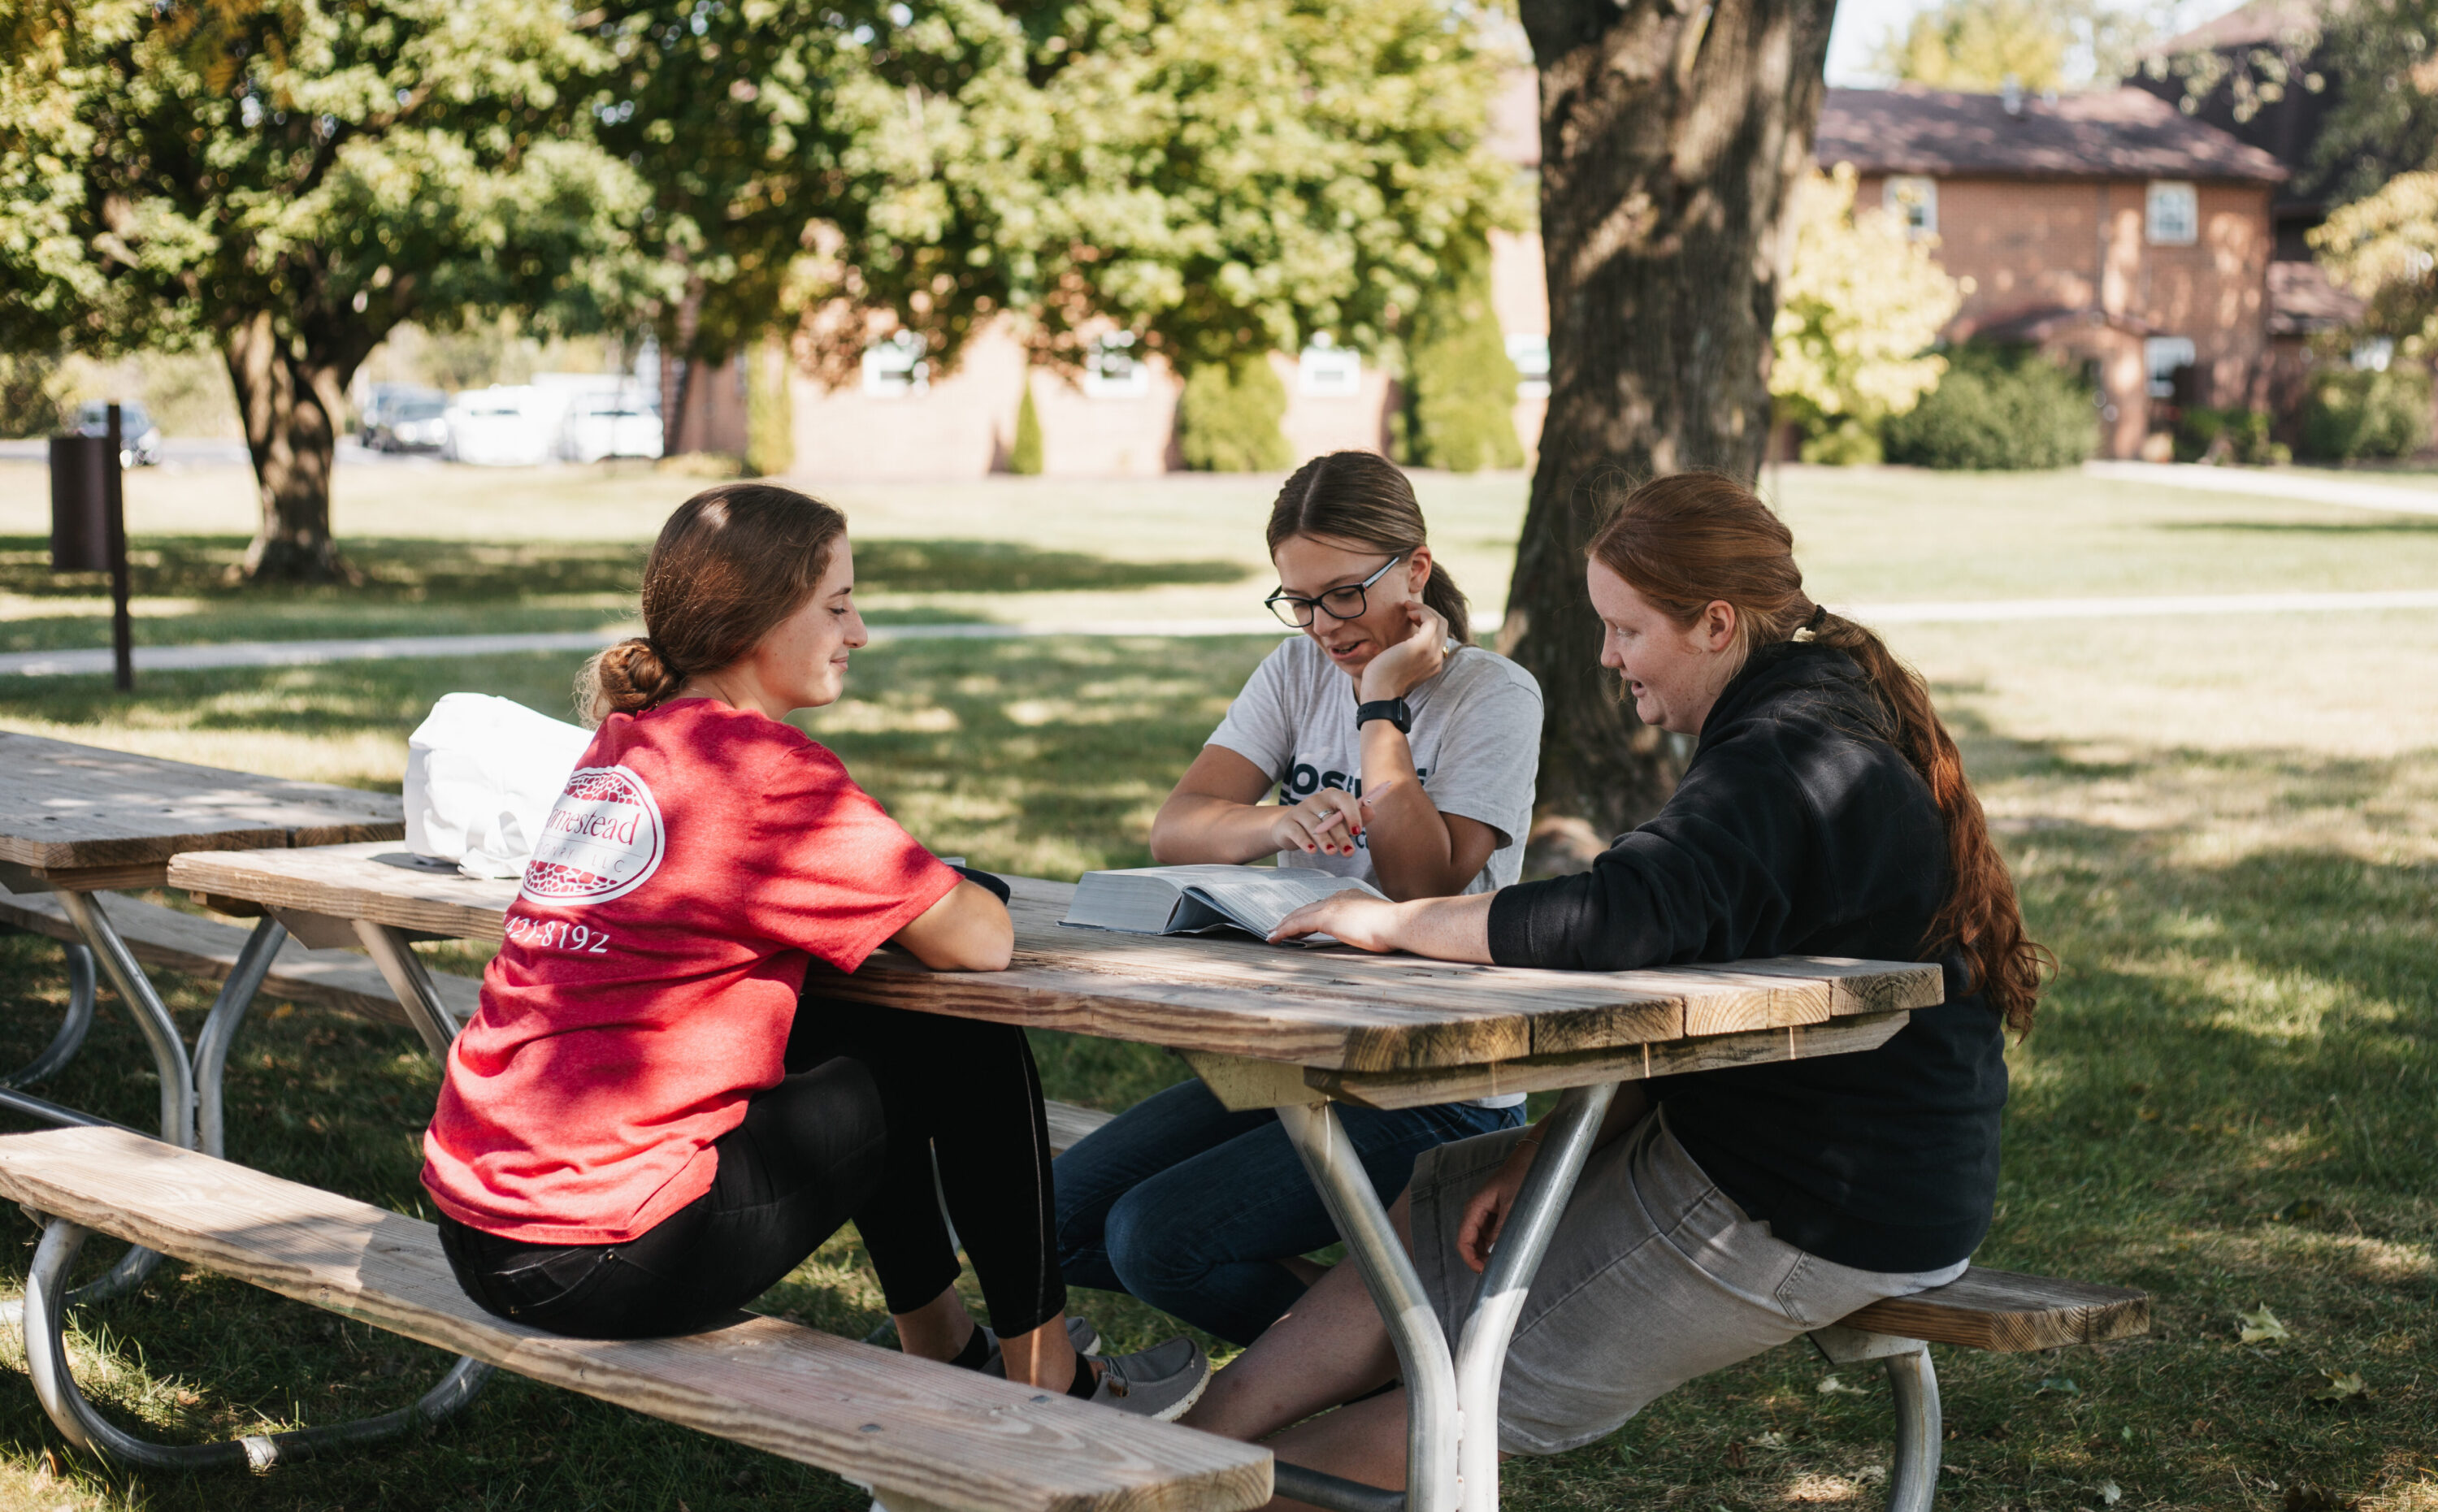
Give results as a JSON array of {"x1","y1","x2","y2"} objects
[
  {"x1": 0, "y1": 734, "x2": 402, "y2": 1150},
  {"x1": 167, "y1": 838, "x2": 1946, "y2": 1512}
]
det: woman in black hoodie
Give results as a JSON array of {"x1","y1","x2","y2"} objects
[{"x1": 1178, "y1": 471, "x2": 2050, "y2": 1488}]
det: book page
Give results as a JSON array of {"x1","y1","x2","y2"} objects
[{"x1": 1180, "y1": 870, "x2": 1385, "y2": 939}]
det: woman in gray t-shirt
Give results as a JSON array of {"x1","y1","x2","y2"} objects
[{"x1": 1052, "y1": 451, "x2": 1544, "y2": 1346}]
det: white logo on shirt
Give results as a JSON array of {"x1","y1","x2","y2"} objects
[{"x1": 519, "y1": 765, "x2": 666, "y2": 906}]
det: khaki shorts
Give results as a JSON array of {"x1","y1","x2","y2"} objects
[{"x1": 1408, "y1": 1108, "x2": 1968, "y2": 1456}]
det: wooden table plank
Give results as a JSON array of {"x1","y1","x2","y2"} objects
[
  {"x1": 0, "y1": 734, "x2": 402, "y2": 871},
  {"x1": 0, "y1": 1126, "x2": 1272, "y2": 1512},
  {"x1": 167, "y1": 843, "x2": 1946, "y2": 1072}
]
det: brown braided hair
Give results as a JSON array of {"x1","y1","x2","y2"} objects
[
  {"x1": 578, "y1": 483, "x2": 848, "y2": 725},
  {"x1": 1586, "y1": 471, "x2": 2053, "y2": 1036}
]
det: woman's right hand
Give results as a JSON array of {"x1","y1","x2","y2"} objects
[
  {"x1": 1455, "y1": 1134, "x2": 1542, "y2": 1272},
  {"x1": 1265, "y1": 787, "x2": 1365, "y2": 859}
]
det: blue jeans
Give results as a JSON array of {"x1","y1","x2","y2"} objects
[{"x1": 1053, "y1": 1078, "x2": 1523, "y2": 1345}]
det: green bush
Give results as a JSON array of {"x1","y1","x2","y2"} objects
[
  {"x1": 1881, "y1": 344, "x2": 2097, "y2": 470},
  {"x1": 1009, "y1": 383, "x2": 1044, "y2": 474},
  {"x1": 2300, "y1": 366, "x2": 2430, "y2": 461},
  {"x1": 0, "y1": 353, "x2": 61, "y2": 439},
  {"x1": 744, "y1": 338, "x2": 795, "y2": 479},
  {"x1": 1177, "y1": 356, "x2": 1293, "y2": 472},
  {"x1": 1798, "y1": 416, "x2": 1883, "y2": 466},
  {"x1": 1400, "y1": 258, "x2": 1523, "y2": 473},
  {"x1": 2176, "y1": 406, "x2": 2291, "y2": 466}
]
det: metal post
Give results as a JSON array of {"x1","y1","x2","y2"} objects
[
  {"x1": 1275, "y1": 1100, "x2": 1459, "y2": 1512},
  {"x1": 1881, "y1": 1345, "x2": 1942, "y2": 1512},
  {"x1": 54, "y1": 890, "x2": 195, "y2": 1149},
  {"x1": 103, "y1": 402, "x2": 130, "y2": 691},
  {"x1": 353, "y1": 921, "x2": 462, "y2": 1061},
  {"x1": 1450, "y1": 1083, "x2": 1616, "y2": 1512},
  {"x1": 193, "y1": 918, "x2": 290, "y2": 1159}
]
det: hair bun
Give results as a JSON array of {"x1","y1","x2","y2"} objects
[{"x1": 588, "y1": 636, "x2": 682, "y2": 718}]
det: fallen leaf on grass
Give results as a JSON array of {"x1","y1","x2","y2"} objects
[
  {"x1": 2099, "y1": 1480, "x2": 2123, "y2": 1506},
  {"x1": 2308, "y1": 1371, "x2": 2370, "y2": 1402},
  {"x1": 1817, "y1": 1375, "x2": 1869, "y2": 1395},
  {"x1": 1722, "y1": 1441, "x2": 1746, "y2": 1468},
  {"x1": 2237, "y1": 1305, "x2": 2292, "y2": 1344},
  {"x1": 1752, "y1": 1430, "x2": 1788, "y2": 1449},
  {"x1": 2038, "y1": 1376, "x2": 2080, "y2": 1395}
]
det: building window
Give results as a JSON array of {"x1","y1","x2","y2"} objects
[
  {"x1": 860, "y1": 331, "x2": 928, "y2": 396},
  {"x1": 1884, "y1": 175, "x2": 1937, "y2": 237},
  {"x1": 1298, "y1": 340, "x2": 1363, "y2": 399},
  {"x1": 2352, "y1": 336, "x2": 2395, "y2": 371},
  {"x1": 1506, "y1": 333, "x2": 1551, "y2": 399},
  {"x1": 2145, "y1": 181, "x2": 2197, "y2": 245},
  {"x1": 1082, "y1": 332, "x2": 1152, "y2": 399},
  {"x1": 2144, "y1": 336, "x2": 2197, "y2": 400}
]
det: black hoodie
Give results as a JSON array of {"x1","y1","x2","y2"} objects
[{"x1": 1486, "y1": 640, "x2": 2006, "y2": 1273}]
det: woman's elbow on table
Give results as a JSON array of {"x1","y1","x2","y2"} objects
[{"x1": 891, "y1": 880, "x2": 1015, "y2": 972}]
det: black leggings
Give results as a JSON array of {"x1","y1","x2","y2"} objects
[{"x1": 437, "y1": 995, "x2": 1065, "y2": 1341}]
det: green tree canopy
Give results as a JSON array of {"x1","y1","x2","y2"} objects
[
  {"x1": 0, "y1": 0, "x2": 670, "y2": 578},
  {"x1": 1772, "y1": 162, "x2": 1963, "y2": 462},
  {"x1": 1868, "y1": 0, "x2": 2171, "y2": 93}
]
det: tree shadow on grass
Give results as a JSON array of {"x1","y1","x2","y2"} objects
[{"x1": 0, "y1": 534, "x2": 1249, "y2": 606}]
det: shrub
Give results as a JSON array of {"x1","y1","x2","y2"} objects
[
  {"x1": 1400, "y1": 258, "x2": 1523, "y2": 472},
  {"x1": 1177, "y1": 356, "x2": 1293, "y2": 471},
  {"x1": 744, "y1": 338, "x2": 795, "y2": 479},
  {"x1": 1009, "y1": 383, "x2": 1044, "y2": 474},
  {"x1": 2176, "y1": 406, "x2": 2290, "y2": 466},
  {"x1": 0, "y1": 353, "x2": 61, "y2": 439},
  {"x1": 1882, "y1": 344, "x2": 2096, "y2": 470},
  {"x1": 2300, "y1": 366, "x2": 2430, "y2": 461}
]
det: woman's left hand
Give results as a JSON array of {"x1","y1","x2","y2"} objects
[
  {"x1": 1270, "y1": 892, "x2": 1406, "y2": 951},
  {"x1": 1358, "y1": 602, "x2": 1451, "y2": 703}
]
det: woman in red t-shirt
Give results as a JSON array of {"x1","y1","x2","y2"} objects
[{"x1": 422, "y1": 483, "x2": 1204, "y2": 1416}]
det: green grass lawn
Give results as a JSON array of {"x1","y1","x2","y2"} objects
[{"x1": 0, "y1": 464, "x2": 2431, "y2": 1512}]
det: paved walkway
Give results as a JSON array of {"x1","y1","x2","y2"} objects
[
  {"x1": 7, "y1": 591, "x2": 2438, "y2": 678},
  {"x1": 2082, "y1": 460, "x2": 2438, "y2": 517}
]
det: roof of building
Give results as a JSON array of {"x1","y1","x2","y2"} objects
[
  {"x1": 1816, "y1": 86, "x2": 2291, "y2": 183},
  {"x1": 2148, "y1": 0, "x2": 2323, "y2": 57},
  {"x1": 2267, "y1": 259, "x2": 2365, "y2": 335}
]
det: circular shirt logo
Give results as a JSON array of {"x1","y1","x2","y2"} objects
[{"x1": 519, "y1": 765, "x2": 667, "y2": 906}]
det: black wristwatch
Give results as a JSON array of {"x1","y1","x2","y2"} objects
[{"x1": 1355, "y1": 697, "x2": 1412, "y2": 734}]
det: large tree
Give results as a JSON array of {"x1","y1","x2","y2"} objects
[
  {"x1": 0, "y1": 0, "x2": 667, "y2": 579},
  {"x1": 1505, "y1": 0, "x2": 1838, "y2": 849}
]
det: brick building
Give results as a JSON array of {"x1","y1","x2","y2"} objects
[{"x1": 1814, "y1": 85, "x2": 2291, "y2": 459}]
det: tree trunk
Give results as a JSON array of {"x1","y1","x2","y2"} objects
[
  {"x1": 224, "y1": 310, "x2": 357, "y2": 583},
  {"x1": 1505, "y1": 0, "x2": 1837, "y2": 860}
]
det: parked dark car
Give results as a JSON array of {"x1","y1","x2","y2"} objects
[{"x1": 72, "y1": 400, "x2": 163, "y2": 467}]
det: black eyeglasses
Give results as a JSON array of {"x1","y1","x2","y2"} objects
[{"x1": 1264, "y1": 553, "x2": 1404, "y2": 629}]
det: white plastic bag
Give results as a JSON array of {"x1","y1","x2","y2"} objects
[{"x1": 403, "y1": 694, "x2": 596, "y2": 879}]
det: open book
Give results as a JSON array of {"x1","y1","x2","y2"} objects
[{"x1": 1061, "y1": 864, "x2": 1385, "y2": 945}]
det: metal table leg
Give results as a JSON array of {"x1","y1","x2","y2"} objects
[
  {"x1": 54, "y1": 891, "x2": 195, "y2": 1149},
  {"x1": 191, "y1": 919, "x2": 289, "y2": 1159},
  {"x1": 1274, "y1": 1085, "x2": 1620, "y2": 1512},
  {"x1": 1, "y1": 941, "x2": 97, "y2": 1090},
  {"x1": 353, "y1": 921, "x2": 462, "y2": 1062},
  {"x1": 1450, "y1": 1084, "x2": 1614, "y2": 1512},
  {"x1": 23, "y1": 1217, "x2": 492, "y2": 1470}
]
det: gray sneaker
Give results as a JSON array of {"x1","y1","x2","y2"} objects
[
  {"x1": 980, "y1": 1315, "x2": 1101, "y2": 1377},
  {"x1": 1082, "y1": 1336, "x2": 1210, "y2": 1420}
]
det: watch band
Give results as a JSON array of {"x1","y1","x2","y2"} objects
[{"x1": 1356, "y1": 697, "x2": 1412, "y2": 734}]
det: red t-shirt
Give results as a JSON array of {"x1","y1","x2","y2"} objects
[{"x1": 419, "y1": 698, "x2": 959, "y2": 1245}]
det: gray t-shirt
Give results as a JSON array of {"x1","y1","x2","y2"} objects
[{"x1": 1207, "y1": 636, "x2": 1543, "y2": 895}]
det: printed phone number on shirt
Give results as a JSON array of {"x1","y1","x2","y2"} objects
[{"x1": 505, "y1": 914, "x2": 614, "y2": 955}]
